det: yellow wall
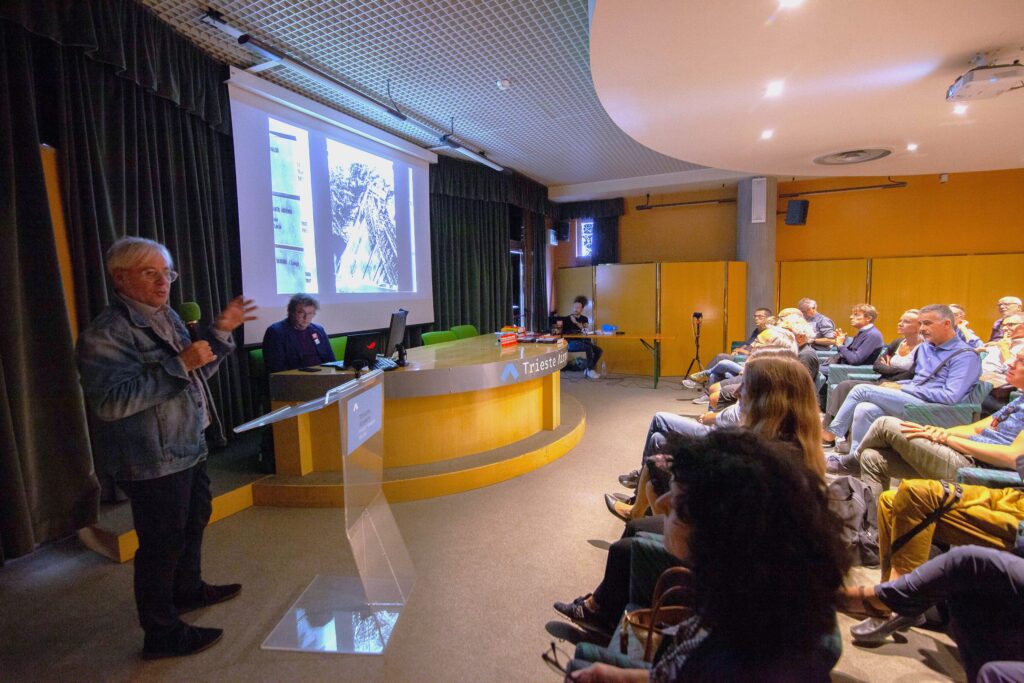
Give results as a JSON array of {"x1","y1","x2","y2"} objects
[
  {"x1": 595, "y1": 263, "x2": 658, "y2": 375},
  {"x1": 776, "y1": 169, "x2": 1024, "y2": 261},
  {"x1": 555, "y1": 266, "x2": 595, "y2": 320},
  {"x1": 777, "y1": 259, "x2": 869, "y2": 334},
  {"x1": 619, "y1": 188, "x2": 736, "y2": 264}
]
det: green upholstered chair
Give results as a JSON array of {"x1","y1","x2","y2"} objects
[
  {"x1": 329, "y1": 335, "x2": 347, "y2": 361},
  {"x1": 248, "y1": 347, "x2": 269, "y2": 413},
  {"x1": 904, "y1": 381, "x2": 993, "y2": 427},
  {"x1": 450, "y1": 324, "x2": 479, "y2": 339},
  {"x1": 422, "y1": 330, "x2": 458, "y2": 346}
]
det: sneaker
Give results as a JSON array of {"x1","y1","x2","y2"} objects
[
  {"x1": 584, "y1": 369, "x2": 600, "y2": 380},
  {"x1": 692, "y1": 395, "x2": 709, "y2": 404},
  {"x1": 835, "y1": 438, "x2": 851, "y2": 455},
  {"x1": 681, "y1": 378, "x2": 702, "y2": 389},
  {"x1": 825, "y1": 455, "x2": 860, "y2": 476},
  {"x1": 618, "y1": 469, "x2": 640, "y2": 489},
  {"x1": 687, "y1": 370, "x2": 708, "y2": 382},
  {"x1": 553, "y1": 594, "x2": 613, "y2": 636}
]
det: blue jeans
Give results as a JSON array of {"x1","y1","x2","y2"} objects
[
  {"x1": 640, "y1": 412, "x2": 710, "y2": 466},
  {"x1": 828, "y1": 384, "x2": 926, "y2": 454},
  {"x1": 706, "y1": 358, "x2": 743, "y2": 384}
]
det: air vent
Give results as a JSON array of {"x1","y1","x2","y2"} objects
[{"x1": 813, "y1": 148, "x2": 892, "y2": 165}]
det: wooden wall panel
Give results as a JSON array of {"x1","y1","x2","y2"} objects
[
  {"x1": 777, "y1": 259, "x2": 869, "y2": 329},
  {"x1": 660, "y1": 262, "x2": 729, "y2": 376},
  {"x1": 595, "y1": 263, "x2": 657, "y2": 375},
  {"x1": 555, "y1": 266, "x2": 595, "y2": 322}
]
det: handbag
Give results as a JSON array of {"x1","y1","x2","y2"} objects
[
  {"x1": 890, "y1": 481, "x2": 963, "y2": 555},
  {"x1": 620, "y1": 566, "x2": 693, "y2": 662}
]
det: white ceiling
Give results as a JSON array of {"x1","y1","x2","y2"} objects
[
  {"x1": 591, "y1": 0, "x2": 1024, "y2": 177},
  {"x1": 140, "y1": 0, "x2": 704, "y2": 190}
]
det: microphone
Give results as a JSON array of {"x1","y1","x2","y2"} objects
[{"x1": 178, "y1": 301, "x2": 202, "y2": 341}]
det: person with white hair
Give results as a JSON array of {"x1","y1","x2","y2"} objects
[
  {"x1": 990, "y1": 296, "x2": 1023, "y2": 342},
  {"x1": 77, "y1": 236, "x2": 257, "y2": 659},
  {"x1": 797, "y1": 297, "x2": 837, "y2": 349}
]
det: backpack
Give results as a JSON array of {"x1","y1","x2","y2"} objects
[{"x1": 827, "y1": 475, "x2": 879, "y2": 567}]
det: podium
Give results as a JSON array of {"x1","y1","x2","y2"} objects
[{"x1": 234, "y1": 370, "x2": 414, "y2": 654}]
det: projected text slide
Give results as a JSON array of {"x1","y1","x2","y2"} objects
[{"x1": 270, "y1": 118, "x2": 318, "y2": 293}]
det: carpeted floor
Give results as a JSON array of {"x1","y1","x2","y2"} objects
[{"x1": 0, "y1": 373, "x2": 966, "y2": 682}]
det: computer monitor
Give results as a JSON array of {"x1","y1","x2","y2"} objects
[
  {"x1": 343, "y1": 333, "x2": 381, "y2": 370},
  {"x1": 384, "y1": 309, "x2": 408, "y2": 358}
]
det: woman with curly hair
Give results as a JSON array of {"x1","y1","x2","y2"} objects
[{"x1": 569, "y1": 429, "x2": 851, "y2": 681}]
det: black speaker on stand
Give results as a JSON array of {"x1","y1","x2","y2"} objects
[{"x1": 684, "y1": 312, "x2": 704, "y2": 377}]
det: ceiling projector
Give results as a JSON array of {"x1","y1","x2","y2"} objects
[{"x1": 946, "y1": 62, "x2": 1024, "y2": 101}]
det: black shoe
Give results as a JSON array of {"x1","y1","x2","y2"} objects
[
  {"x1": 142, "y1": 625, "x2": 223, "y2": 660},
  {"x1": 553, "y1": 594, "x2": 613, "y2": 637},
  {"x1": 618, "y1": 469, "x2": 640, "y2": 489},
  {"x1": 604, "y1": 493, "x2": 630, "y2": 522},
  {"x1": 175, "y1": 582, "x2": 242, "y2": 614}
]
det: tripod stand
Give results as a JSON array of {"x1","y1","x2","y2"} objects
[{"x1": 683, "y1": 314, "x2": 704, "y2": 377}]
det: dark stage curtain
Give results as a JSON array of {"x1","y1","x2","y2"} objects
[
  {"x1": 525, "y1": 211, "x2": 549, "y2": 332},
  {"x1": 429, "y1": 155, "x2": 548, "y2": 215},
  {"x1": 429, "y1": 195, "x2": 511, "y2": 333},
  {"x1": 0, "y1": 0, "x2": 245, "y2": 560},
  {"x1": 0, "y1": 20, "x2": 99, "y2": 562},
  {"x1": 591, "y1": 215, "x2": 620, "y2": 265},
  {"x1": 552, "y1": 197, "x2": 625, "y2": 220}
]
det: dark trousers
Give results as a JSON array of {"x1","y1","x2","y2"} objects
[
  {"x1": 876, "y1": 546, "x2": 1024, "y2": 682},
  {"x1": 567, "y1": 339, "x2": 603, "y2": 370},
  {"x1": 119, "y1": 461, "x2": 212, "y2": 637}
]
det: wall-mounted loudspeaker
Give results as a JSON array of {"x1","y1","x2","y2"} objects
[
  {"x1": 785, "y1": 199, "x2": 809, "y2": 226},
  {"x1": 555, "y1": 220, "x2": 570, "y2": 242},
  {"x1": 750, "y1": 177, "x2": 767, "y2": 223}
]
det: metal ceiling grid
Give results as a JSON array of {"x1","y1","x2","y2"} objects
[{"x1": 140, "y1": 0, "x2": 703, "y2": 186}]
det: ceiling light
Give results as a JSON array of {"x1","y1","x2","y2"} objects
[
  {"x1": 496, "y1": 78, "x2": 511, "y2": 91},
  {"x1": 953, "y1": 103, "x2": 968, "y2": 115},
  {"x1": 760, "y1": 129, "x2": 774, "y2": 140},
  {"x1": 778, "y1": 0, "x2": 804, "y2": 9},
  {"x1": 906, "y1": 143, "x2": 918, "y2": 152},
  {"x1": 765, "y1": 80, "x2": 784, "y2": 98}
]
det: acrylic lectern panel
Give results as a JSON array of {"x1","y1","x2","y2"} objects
[{"x1": 261, "y1": 372, "x2": 414, "y2": 655}]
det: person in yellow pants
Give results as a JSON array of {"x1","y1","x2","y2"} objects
[{"x1": 878, "y1": 479, "x2": 1023, "y2": 581}]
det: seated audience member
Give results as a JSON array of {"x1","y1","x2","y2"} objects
[
  {"x1": 838, "y1": 546, "x2": 1024, "y2": 680},
  {"x1": 608, "y1": 353, "x2": 824, "y2": 520},
  {"x1": 705, "y1": 326, "x2": 812, "y2": 410},
  {"x1": 262, "y1": 294, "x2": 335, "y2": 373},
  {"x1": 821, "y1": 304, "x2": 885, "y2": 374},
  {"x1": 566, "y1": 430, "x2": 849, "y2": 681},
  {"x1": 980, "y1": 314, "x2": 1024, "y2": 414},
  {"x1": 561, "y1": 295, "x2": 604, "y2": 380},
  {"x1": 950, "y1": 303, "x2": 984, "y2": 349},
  {"x1": 822, "y1": 309, "x2": 921, "y2": 432},
  {"x1": 798, "y1": 297, "x2": 838, "y2": 349},
  {"x1": 990, "y1": 296, "x2": 1023, "y2": 342},
  {"x1": 823, "y1": 304, "x2": 981, "y2": 455},
  {"x1": 828, "y1": 349, "x2": 1024, "y2": 488},
  {"x1": 683, "y1": 308, "x2": 771, "y2": 388}
]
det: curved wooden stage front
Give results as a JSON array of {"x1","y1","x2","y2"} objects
[{"x1": 254, "y1": 335, "x2": 586, "y2": 506}]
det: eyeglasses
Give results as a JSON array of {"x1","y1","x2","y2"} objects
[{"x1": 133, "y1": 268, "x2": 178, "y2": 283}]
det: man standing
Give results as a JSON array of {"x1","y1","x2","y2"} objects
[
  {"x1": 798, "y1": 297, "x2": 838, "y2": 349},
  {"x1": 262, "y1": 293, "x2": 336, "y2": 373},
  {"x1": 77, "y1": 237, "x2": 256, "y2": 659}
]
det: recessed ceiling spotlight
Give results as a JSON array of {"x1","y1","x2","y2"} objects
[
  {"x1": 765, "y1": 80, "x2": 785, "y2": 98},
  {"x1": 761, "y1": 129, "x2": 774, "y2": 140},
  {"x1": 906, "y1": 143, "x2": 918, "y2": 152},
  {"x1": 953, "y1": 103, "x2": 968, "y2": 115},
  {"x1": 778, "y1": 0, "x2": 804, "y2": 8},
  {"x1": 496, "y1": 78, "x2": 511, "y2": 91}
]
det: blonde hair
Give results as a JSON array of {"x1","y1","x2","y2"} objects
[{"x1": 740, "y1": 355, "x2": 825, "y2": 479}]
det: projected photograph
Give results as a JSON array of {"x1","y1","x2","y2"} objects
[
  {"x1": 327, "y1": 139, "x2": 398, "y2": 293},
  {"x1": 269, "y1": 118, "x2": 318, "y2": 293}
]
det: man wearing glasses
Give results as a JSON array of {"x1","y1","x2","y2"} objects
[
  {"x1": 77, "y1": 237, "x2": 256, "y2": 659},
  {"x1": 990, "y1": 296, "x2": 1023, "y2": 342}
]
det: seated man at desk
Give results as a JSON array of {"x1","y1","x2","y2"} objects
[
  {"x1": 262, "y1": 294, "x2": 336, "y2": 373},
  {"x1": 558, "y1": 295, "x2": 603, "y2": 380}
]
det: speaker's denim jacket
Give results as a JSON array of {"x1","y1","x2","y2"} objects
[{"x1": 77, "y1": 297, "x2": 233, "y2": 481}]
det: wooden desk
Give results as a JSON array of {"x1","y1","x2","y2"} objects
[{"x1": 561, "y1": 334, "x2": 676, "y2": 387}]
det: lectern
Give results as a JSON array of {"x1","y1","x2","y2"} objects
[{"x1": 235, "y1": 370, "x2": 414, "y2": 654}]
